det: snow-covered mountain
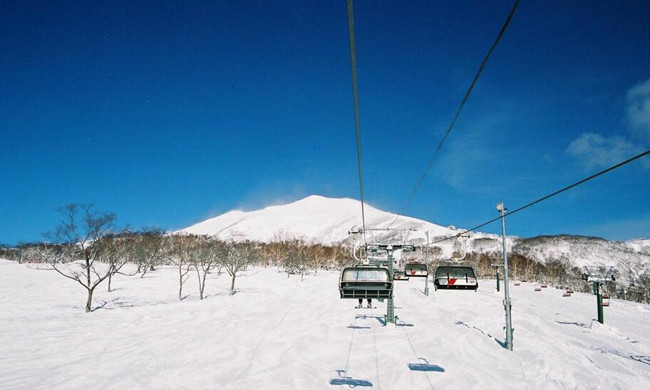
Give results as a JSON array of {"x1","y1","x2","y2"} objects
[
  {"x1": 180, "y1": 195, "x2": 455, "y2": 244},
  {"x1": 180, "y1": 195, "x2": 649, "y2": 270}
]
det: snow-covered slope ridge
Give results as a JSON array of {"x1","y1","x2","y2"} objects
[
  {"x1": 180, "y1": 195, "x2": 453, "y2": 243},
  {"x1": 180, "y1": 195, "x2": 648, "y2": 272}
]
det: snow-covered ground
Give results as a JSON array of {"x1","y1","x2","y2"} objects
[{"x1": 1, "y1": 259, "x2": 649, "y2": 389}]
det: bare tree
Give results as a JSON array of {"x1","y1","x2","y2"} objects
[
  {"x1": 132, "y1": 228, "x2": 165, "y2": 278},
  {"x1": 193, "y1": 237, "x2": 222, "y2": 300},
  {"x1": 332, "y1": 244, "x2": 352, "y2": 269},
  {"x1": 309, "y1": 243, "x2": 327, "y2": 275},
  {"x1": 167, "y1": 234, "x2": 196, "y2": 301},
  {"x1": 222, "y1": 240, "x2": 255, "y2": 295},
  {"x1": 618, "y1": 254, "x2": 650, "y2": 303},
  {"x1": 102, "y1": 233, "x2": 131, "y2": 292},
  {"x1": 39, "y1": 204, "x2": 117, "y2": 313},
  {"x1": 283, "y1": 240, "x2": 311, "y2": 281},
  {"x1": 266, "y1": 241, "x2": 288, "y2": 272}
]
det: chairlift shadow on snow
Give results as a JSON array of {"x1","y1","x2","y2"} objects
[
  {"x1": 355, "y1": 314, "x2": 384, "y2": 322},
  {"x1": 330, "y1": 370, "x2": 373, "y2": 387},
  {"x1": 555, "y1": 320, "x2": 590, "y2": 328},
  {"x1": 408, "y1": 358, "x2": 445, "y2": 373},
  {"x1": 354, "y1": 314, "x2": 412, "y2": 327},
  {"x1": 593, "y1": 347, "x2": 650, "y2": 366},
  {"x1": 95, "y1": 297, "x2": 140, "y2": 311},
  {"x1": 455, "y1": 321, "x2": 505, "y2": 348},
  {"x1": 91, "y1": 300, "x2": 111, "y2": 312},
  {"x1": 347, "y1": 325, "x2": 371, "y2": 329},
  {"x1": 631, "y1": 355, "x2": 650, "y2": 366},
  {"x1": 92, "y1": 298, "x2": 124, "y2": 311}
]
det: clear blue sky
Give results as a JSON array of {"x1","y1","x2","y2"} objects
[{"x1": 1, "y1": 0, "x2": 649, "y2": 245}]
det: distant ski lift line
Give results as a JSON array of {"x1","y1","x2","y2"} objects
[{"x1": 425, "y1": 149, "x2": 650, "y2": 246}]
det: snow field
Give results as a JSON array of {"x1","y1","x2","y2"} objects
[{"x1": 1, "y1": 259, "x2": 649, "y2": 389}]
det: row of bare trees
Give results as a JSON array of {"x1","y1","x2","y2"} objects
[
  {"x1": 23, "y1": 204, "x2": 647, "y2": 310},
  {"x1": 454, "y1": 251, "x2": 650, "y2": 303},
  {"x1": 166, "y1": 234, "x2": 258, "y2": 300},
  {"x1": 12, "y1": 204, "x2": 351, "y2": 312},
  {"x1": 257, "y1": 239, "x2": 349, "y2": 280}
]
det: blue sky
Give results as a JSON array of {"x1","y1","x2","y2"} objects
[{"x1": 1, "y1": 0, "x2": 649, "y2": 245}]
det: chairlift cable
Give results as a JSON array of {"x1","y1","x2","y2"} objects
[
  {"x1": 388, "y1": 0, "x2": 520, "y2": 229},
  {"x1": 427, "y1": 149, "x2": 650, "y2": 245},
  {"x1": 347, "y1": 0, "x2": 367, "y2": 246}
]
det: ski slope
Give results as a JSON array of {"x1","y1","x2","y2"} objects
[{"x1": 1, "y1": 259, "x2": 649, "y2": 389}]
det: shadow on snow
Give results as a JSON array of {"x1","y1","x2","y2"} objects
[{"x1": 330, "y1": 370, "x2": 373, "y2": 387}]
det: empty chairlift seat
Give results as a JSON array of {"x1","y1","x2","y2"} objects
[
  {"x1": 433, "y1": 266, "x2": 478, "y2": 290},
  {"x1": 339, "y1": 267, "x2": 393, "y2": 299},
  {"x1": 404, "y1": 262, "x2": 428, "y2": 277}
]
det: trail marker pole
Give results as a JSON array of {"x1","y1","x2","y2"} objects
[
  {"x1": 497, "y1": 202, "x2": 513, "y2": 351},
  {"x1": 424, "y1": 232, "x2": 429, "y2": 296},
  {"x1": 424, "y1": 273, "x2": 429, "y2": 296},
  {"x1": 491, "y1": 264, "x2": 503, "y2": 292}
]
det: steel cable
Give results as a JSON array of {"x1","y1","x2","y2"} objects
[
  {"x1": 427, "y1": 149, "x2": 650, "y2": 245},
  {"x1": 389, "y1": 0, "x2": 520, "y2": 228},
  {"x1": 347, "y1": 0, "x2": 367, "y2": 245}
]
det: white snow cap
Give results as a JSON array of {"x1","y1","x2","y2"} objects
[{"x1": 179, "y1": 195, "x2": 452, "y2": 244}]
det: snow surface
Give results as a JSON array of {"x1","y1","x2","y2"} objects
[{"x1": 2, "y1": 259, "x2": 649, "y2": 389}]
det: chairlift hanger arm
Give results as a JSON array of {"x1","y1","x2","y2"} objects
[{"x1": 373, "y1": 244, "x2": 416, "y2": 252}]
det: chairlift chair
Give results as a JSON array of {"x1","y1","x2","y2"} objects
[
  {"x1": 433, "y1": 265, "x2": 478, "y2": 291},
  {"x1": 339, "y1": 266, "x2": 393, "y2": 299},
  {"x1": 404, "y1": 262, "x2": 428, "y2": 278}
]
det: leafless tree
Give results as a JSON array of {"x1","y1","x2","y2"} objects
[
  {"x1": 284, "y1": 240, "x2": 312, "y2": 281},
  {"x1": 309, "y1": 243, "x2": 328, "y2": 274},
  {"x1": 267, "y1": 240, "x2": 289, "y2": 272},
  {"x1": 222, "y1": 239, "x2": 255, "y2": 295},
  {"x1": 166, "y1": 234, "x2": 196, "y2": 301},
  {"x1": 102, "y1": 233, "x2": 131, "y2": 292},
  {"x1": 193, "y1": 237, "x2": 223, "y2": 300},
  {"x1": 618, "y1": 254, "x2": 650, "y2": 303},
  {"x1": 132, "y1": 228, "x2": 165, "y2": 278},
  {"x1": 39, "y1": 204, "x2": 117, "y2": 313}
]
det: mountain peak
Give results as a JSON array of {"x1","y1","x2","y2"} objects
[{"x1": 180, "y1": 195, "x2": 450, "y2": 243}]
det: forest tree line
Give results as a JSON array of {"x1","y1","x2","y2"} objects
[{"x1": 1, "y1": 204, "x2": 648, "y2": 311}]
